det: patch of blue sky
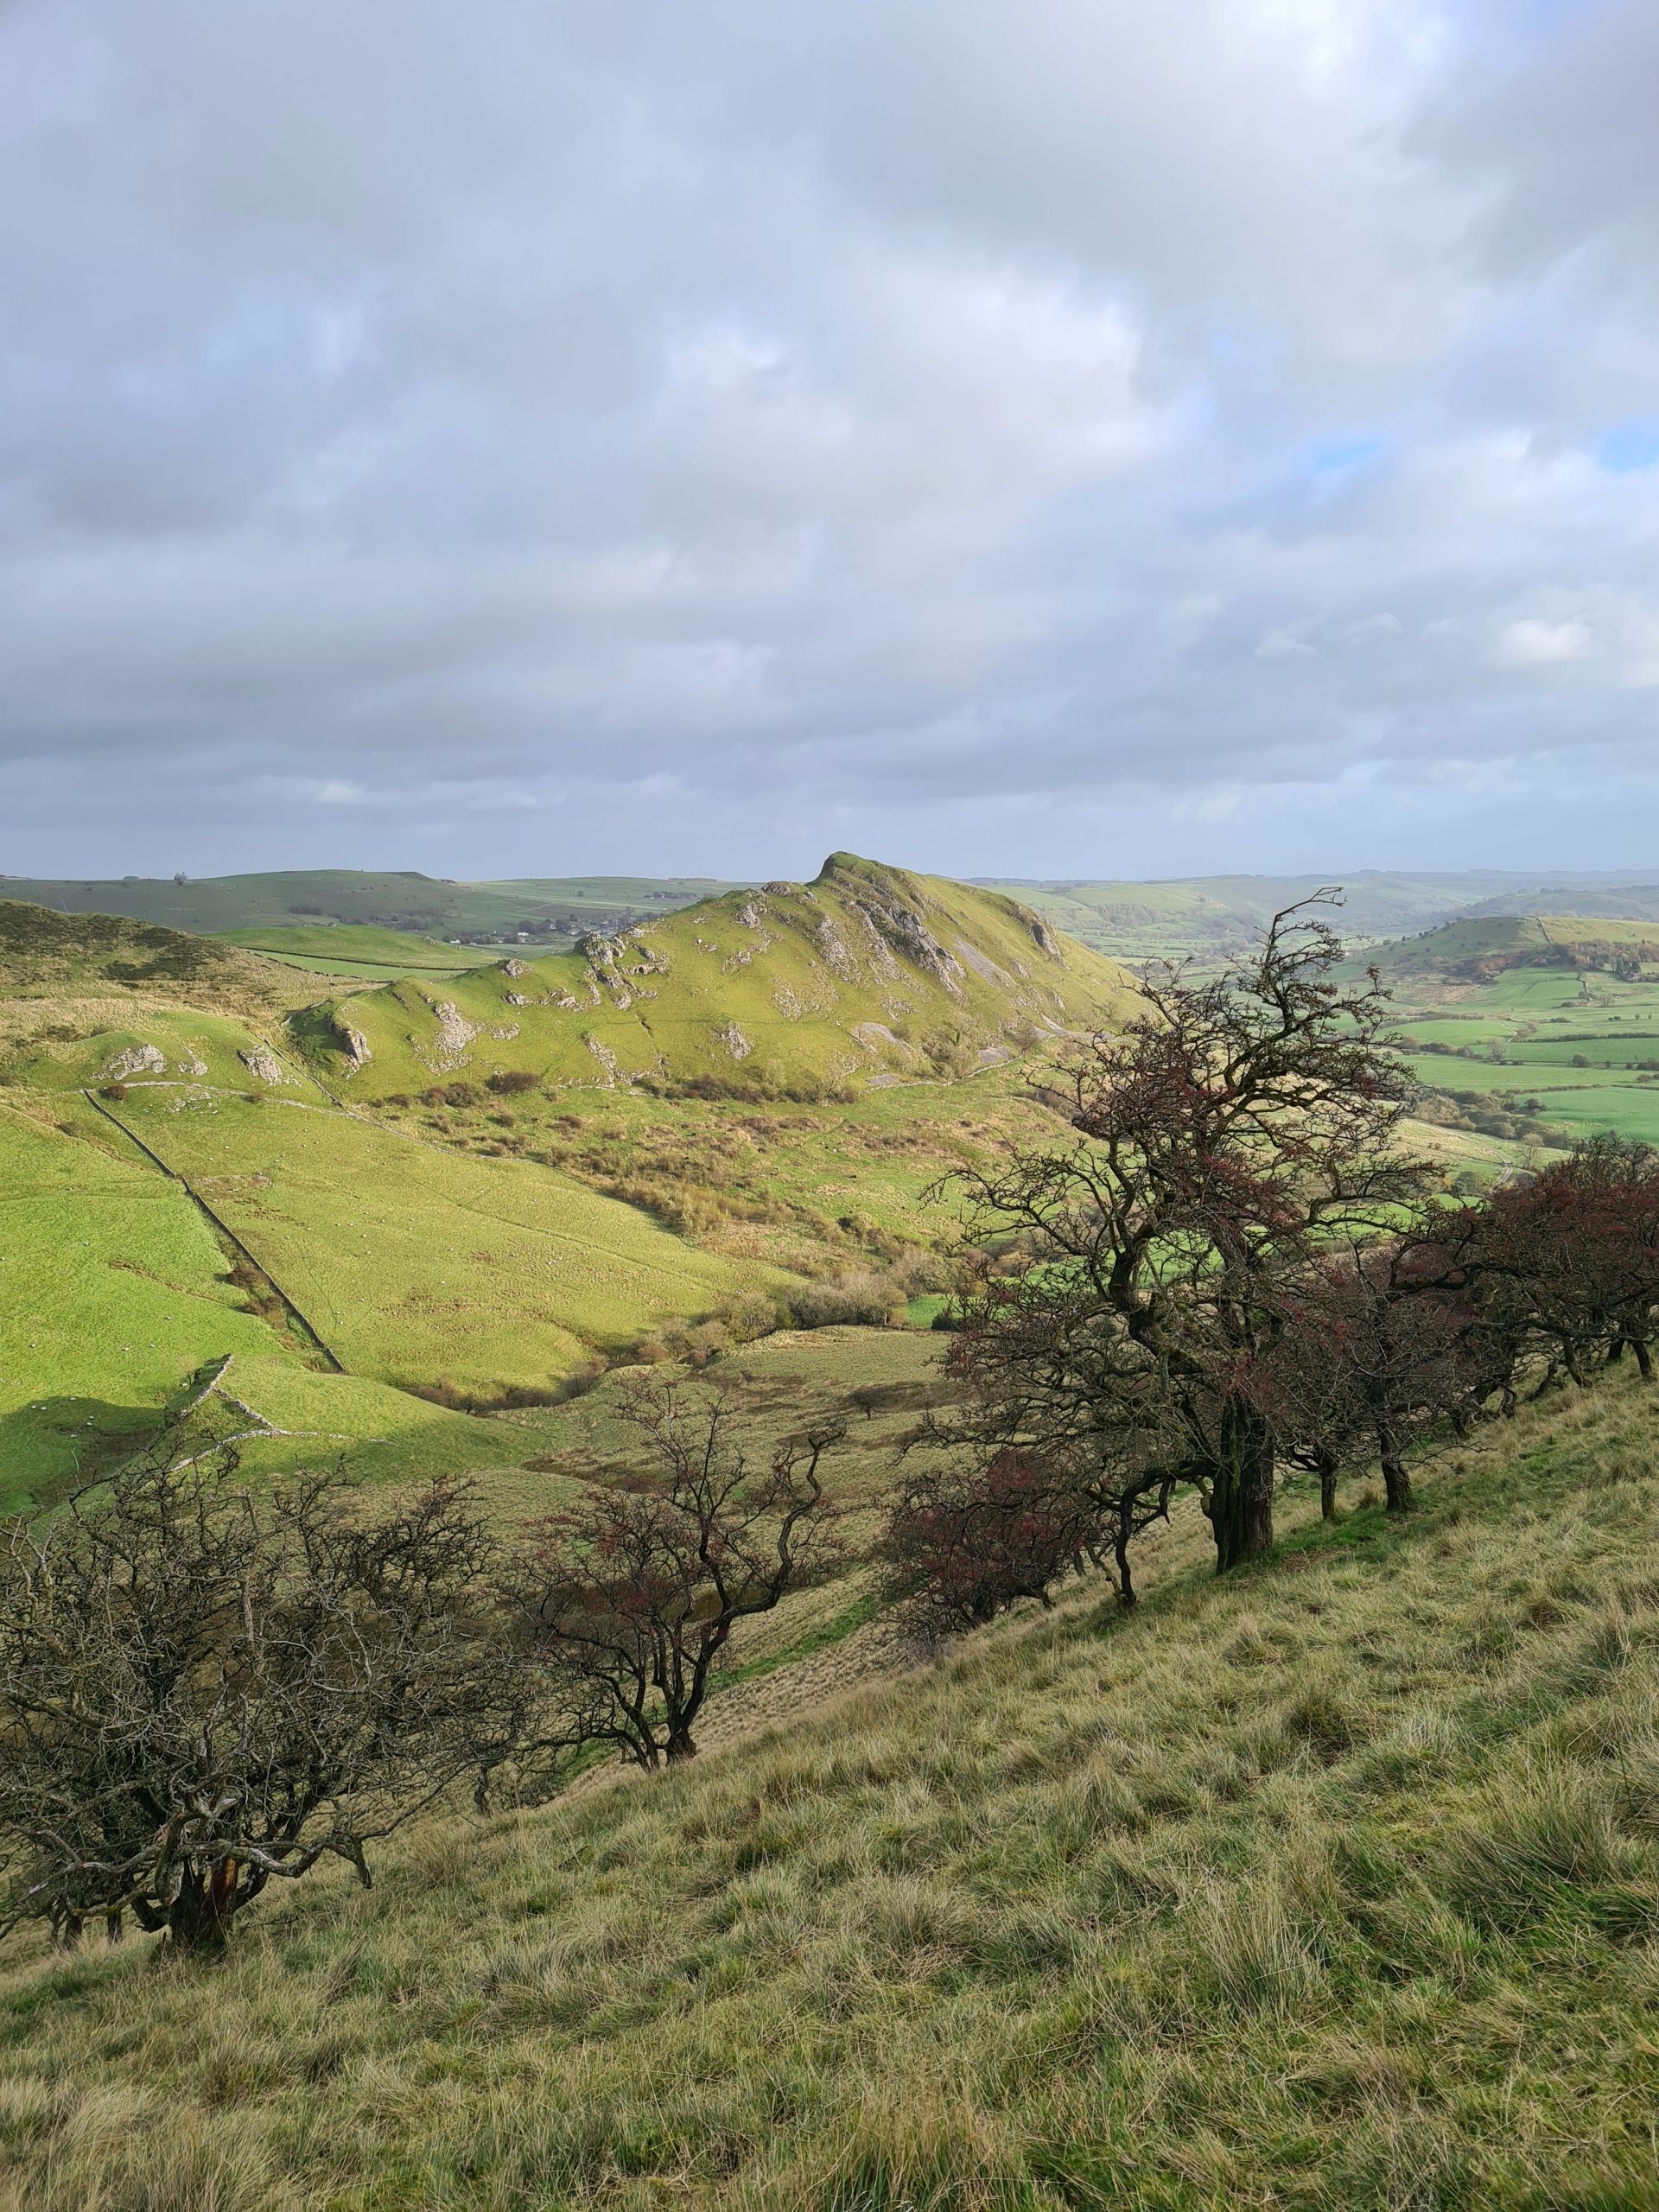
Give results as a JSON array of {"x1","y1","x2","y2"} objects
[
  {"x1": 1596, "y1": 419, "x2": 1659, "y2": 474},
  {"x1": 1300, "y1": 433, "x2": 1390, "y2": 480}
]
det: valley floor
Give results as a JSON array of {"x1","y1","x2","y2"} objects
[{"x1": 3, "y1": 1370, "x2": 1656, "y2": 2209}]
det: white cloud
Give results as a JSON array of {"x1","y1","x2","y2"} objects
[{"x1": 1491, "y1": 617, "x2": 1598, "y2": 669}]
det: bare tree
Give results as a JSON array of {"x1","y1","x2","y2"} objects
[
  {"x1": 936, "y1": 899, "x2": 1426, "y2": 1573},
  {"x1": 506, "y1": 1384, "x2": 842, "y2": 1767},
  {"x1": 0, "y1": 1423, "x2": 558, "y2": 1956}
]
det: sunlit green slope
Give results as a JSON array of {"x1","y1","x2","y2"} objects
[
  {"x1": 302, "y1": 853, "x2": 1140, "y2": 1097},
  {"x1": 0, "y1": 1103, "x2": 533, "y2": 1508}
]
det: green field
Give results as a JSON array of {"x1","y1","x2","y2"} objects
[
  {"x1": 217, "y1": 925, "x2": 478, "y2": 975},
  {"x1": 1376, "y1": 934, "x2": 1659, "y2": 1151},
  {"x1": 983, "y1": 873, "x2": 1634, "y2": 964},
  {"x1": 0, "y1": 1100, "x2": 570, "y2": 1510}
]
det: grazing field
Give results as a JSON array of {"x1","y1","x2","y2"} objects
[
  {"x1": 3, "y1": 1366, "x2": 1656, "y2": 2208},
  {"x1": 0, "y1": 1101, "x2": 553, "y2": 1510},
  {"x1": 982, "y1": 872, "x2": 1643, "y2": 964},
  {"x1": 0, "y1": 1101, "x2": 299, "y2": 1507},
  {"x1": 1373, "y1": 929, "x2": 1659, "y2": 1154},
  {"x1": 98, "y1": 1090, "x2": 758, "y2": 1398}
]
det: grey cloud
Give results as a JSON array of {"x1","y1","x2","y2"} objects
[{"x1": 0, "y1": 0, "x2": 1657, "y2": 878}]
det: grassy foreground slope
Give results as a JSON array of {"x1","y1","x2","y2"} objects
[
  {"x1": 3, "y1": 1379, "x2": 1656, "y2": 2209},
  {"x1": 307, "y1": 855, "x2": 1139, "y2": 1098}
]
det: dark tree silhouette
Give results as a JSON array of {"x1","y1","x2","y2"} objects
[
  {"x1": 1476, "y1": 1135, "x2": 1659, "y2": 1387},
  {"x1": 1258, "y1": 1231, "x2": 1478, "y2": 1516}
]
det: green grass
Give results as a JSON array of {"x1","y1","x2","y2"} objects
[
  {"x1": 1381, "y1": 944, "x2": 1659, "y2": 1152},
  {"x1": 0, "y1": 1101, "x2": 298, "y2": 1507},
  {"x1": 0, "y1": 1103, "x2": 543, "y2": 1509},
  {"x1": 2, "y1": 1004, "x2": 321, "y2": 1094},
  {"x1": 3, "y1": 1364, "x2": 1657, "y2": 2206},
  {"x1": 100, "y1": 1090, "x2": 759, "y2": 1396},
  {"x1": 217, "y1": 925, "x2": 477, "y2": 973}
]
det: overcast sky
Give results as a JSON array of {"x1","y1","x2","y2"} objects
[{"x1": 3, "y1": 0, "x2": 1657, "y2": 882}]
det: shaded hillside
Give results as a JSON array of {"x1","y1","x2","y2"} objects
[
  {"x1": 989, "y1": 869, "x2": 1659, "y2": 964},
  {"x1": 0, "y1": 898, "x2": 298, "y2": 1008},
  {"x1": 301, "y1": 854, "x2": 1140, "y2": 1098}
]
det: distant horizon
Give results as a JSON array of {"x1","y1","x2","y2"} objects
[{"x1": 8, "y1": 857, "x2": 1659, "y2": 893}]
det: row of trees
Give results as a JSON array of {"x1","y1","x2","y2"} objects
[
  {"x1": 0, "y1": 1389, "x2": 842, "y2": 1954},
  {"x1": 883, "y1": 901, "x2": 1659, "y2": 1633}
]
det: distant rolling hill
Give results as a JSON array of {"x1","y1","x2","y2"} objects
[
  {"x1": 0, "y1": 870, "x2": 747, "y2": 943},
  {"x1": 300, "y1": 853, "x2": 1141, "y2": 1098},
  {"x1": 988, "y1": 870, "x2": 1659, "y2": 963},
  {"x1": 1373, "y1": 913, "x2": 1659, "y2": 978}
]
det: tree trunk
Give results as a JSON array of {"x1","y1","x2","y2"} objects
[
  {"x1": 1316, "y1": 1447, "x2": 1338, "y2": 1522},
  {"x1": 664, "y1": 1727, "x2": 698, "y2": 1764},
  {"x1": 167, "y1": 1860, "x2": 238, "y2": 1955},
  {"x1": 1113, "y1": 1499, "x2": 1138, "y2": 1608},
  {"x1": 1375, "y1": 1414, "x2": 1413, "y2": 1514},
  {"x1": 1207, "y1": 1397, "x2": 1274, "y2": 1572}
]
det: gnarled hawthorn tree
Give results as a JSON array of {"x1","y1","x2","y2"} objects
[
  {"x1": 0, "y1": 1423, "x2": 560, "y2": 1956},
  {"x1": 924, "y1": 898, "x2": 1427, "y2": 1578},
  {"x1": 505, "y1": 1382, "x2": 842, "y2": 1766},
  {"x1": 1473, "y1": 1134, "x2": 1659, "y2": 1387},
  {"x1": 1255, "y1": 1229, "x2": 1479, "y2": 1517}
]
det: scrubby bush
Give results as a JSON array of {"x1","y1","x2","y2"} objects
[
  {"x1": 881, "y1": 1448, "x2": 1098, "y2": 1637},
  {"x1": 0, "y1": 1426, "x2": 559, "y2": 1955},
  {"x1": 487, "y1": 1070, "x2": 540, "y2": 1095}
]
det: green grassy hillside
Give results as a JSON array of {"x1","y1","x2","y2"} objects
[
  {"x1": 0, "y1": 898, "x2": 298, "y2": 1009},
  {"x1": 1378, "y1": 912, "x2": 1659, "y2": 976},
  {"x1": 91, "y1": 1089, "x2": 758, "y2": 1398},
  {"x1": 1, "y1": 872, "x2": 746, "y2": 941},
  {"x1": 1363, "y1": 915, "x2": 1659, "y2": 1158},
  {"x1": 2, "y1": 1370, "x2": 1656, "y2": 2209},
  {"x1": 303, "y1": 854, "x2": 1139, "y2": 1099},
  {"x1": 0, "y1": 1101, "x2": 534, "y2": 1510}
]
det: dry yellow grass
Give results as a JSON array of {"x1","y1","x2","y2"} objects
[{"x1": 2, "y1": 1370, "x2": 1657, "y2": 2209}]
